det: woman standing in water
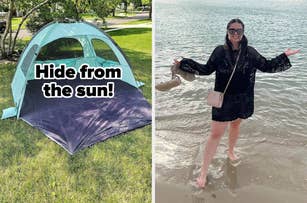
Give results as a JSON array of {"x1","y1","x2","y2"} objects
[{"x1": 175, "y1": 18, "x2": 300, "y2": 188}]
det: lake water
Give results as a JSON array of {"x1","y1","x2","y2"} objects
[{"x1": 155, "y1": 0, "x2": 307, "y2": 202}]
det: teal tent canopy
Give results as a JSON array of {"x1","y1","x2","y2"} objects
[
  {"x1": 4, "y1": 21, "x2": 143, "y2": 119},
  {"x1": 1, "y1": 21, "x2": 151, "y2": 154}
]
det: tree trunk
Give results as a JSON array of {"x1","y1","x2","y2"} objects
[
  {"x1": 74, "y1": 1, "x2": 80, "y2": 20},
  {"x1": 8, "y1": 20, "x2": 12, "y2": 56},
  {"x1": 0, "y1": 0, "x2": 14, "y2": 58},
  {"x1": 11, "y1": 0, "x2": 51, "y2": 54},
  {"x1": 124, "y1": 1, "x2": 128, "y2": 13},
  {"x1": 0, "y1": 35, "x2": 2, "y2": 58}
]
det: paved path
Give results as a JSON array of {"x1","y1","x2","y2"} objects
[
  {"x1": 105, "y1": 12, "x2": 150, "y2": 26},
  {"x1": 18, "y1": 12, "x2": 151, "y2": 39}
]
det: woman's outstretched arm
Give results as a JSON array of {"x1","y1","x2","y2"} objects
[
  {"x1": 284, "y1": 48, "x2": 300, "y2": 56},
  {"x1": 250, "y1": 47, "x2": 300, "y2": 73},
  {"x1": 174, "y1": 46, "x2": 224, "y2": 75}
]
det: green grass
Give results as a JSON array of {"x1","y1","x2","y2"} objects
[
  {"x1": 80, "y1": 13, "x2": 99, "y2": 20},
  {"x1": 11, "y1": 17, "x2": 27, "y2": 31},
  {"x1": 109, "y1": 28, "x2": 152, "y2": 101},
  {"x1": 0, "y1": 28, "x2": 152, "y2": 202}
]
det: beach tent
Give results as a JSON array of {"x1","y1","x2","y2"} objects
[{"x1": 1, "y1": 21, "x2": 151, "y2": 154}]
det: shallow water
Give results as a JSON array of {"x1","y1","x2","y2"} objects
[{"x1": 155, "y1": 0, "x2": 307, "y2": 201}]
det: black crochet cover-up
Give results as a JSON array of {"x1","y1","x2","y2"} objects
[{"x1": 179, "y1": 44, "x2": 292, "y2": 122}]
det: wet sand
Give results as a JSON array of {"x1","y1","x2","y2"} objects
[
  {"x1": 155, "y1": 138, "x2": 307, "y2": 203},
  {"x1": 156, "y1": 181, "x2": 307, "y2": 203}
]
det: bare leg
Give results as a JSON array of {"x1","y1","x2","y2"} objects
[
  {"x1": 228, "y1": 119, "x2": 242, "y2": 161},
  {"x1": 196, "y1": 121, "x2": 229, "y2": 188}
]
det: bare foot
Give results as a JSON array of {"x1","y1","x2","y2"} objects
[
  {"x1": 196, "y1": 176, "x2": 206, "y2": 188},
  {"x1": 228, "y1": 151, "x2": 241, "y2": 167},
  {"x1": 227, "y1": 151, "x2": 239, "y2": 161}
]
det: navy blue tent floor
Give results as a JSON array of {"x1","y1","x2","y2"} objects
[{"x1": 20, "y1": 78, "x2": 151, "y2": 154}]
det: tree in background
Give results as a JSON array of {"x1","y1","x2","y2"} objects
[
  {"x1": 91, "y1": 0, "x2": 121, "y2": 21},
  {"x1": 26, "y1": 0, "x2": 89, "y2": 33},
  {"x1": 0, "y1": 0, "x2": 9, "y2": 12},
  {"x1": 0, "y1": 0, "x2": 54, "y2": 59},
  {"x1": 0, "y1": 0, "x2": 152, "y2": 59},
  {"x1": 118, "y1": 0, "x2": 152, "y2": 19},
  {"x1": 131, "y1": 0, "x2": 142, "y2": 8},
  {"x1": 142, "y1": 0, "x2": 151, "y2": 19},
  {"x1": 0, "y1": 0, "x2": 90, "y2": 59}
]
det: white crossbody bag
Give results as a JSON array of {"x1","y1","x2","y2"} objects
[{"x1": 207, "y1": 49, "x2": 241, "y2": 108}]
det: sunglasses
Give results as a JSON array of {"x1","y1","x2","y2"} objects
[{"x1": 228, "y1": 28, "x2": 244, "y2": 35}]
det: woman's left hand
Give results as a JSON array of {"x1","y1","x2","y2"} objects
[
  {"x1": 284, "y1": 48, "x2": 300, "y2": 56},
  {"x1": 173, "y1": 59, "x2": 180, "y2": 65}
]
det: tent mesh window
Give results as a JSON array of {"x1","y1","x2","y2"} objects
[
  {"x1": 36, "y1": 38, "x2": 84, "y2": 61},
  {"x1": 92, "y1": 39, "x2": 119, "y2": 63},
  {"x1": 21, "y1": 44, "x2": 39, "y2": 76}
]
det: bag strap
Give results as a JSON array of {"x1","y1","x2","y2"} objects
[{"x1": 223, "y1": 48, "x2": 241, "y2": 95}]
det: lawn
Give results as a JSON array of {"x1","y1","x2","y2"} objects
[
  {"x1": 0, "y1": 28, "x2": 152, "y2": 202},
  {"x1": 108, "y1": 28, "x2": 152, "y2": 101},
  {"x1": 11, "y1": 17, "x2": 27, "y2": 31}
]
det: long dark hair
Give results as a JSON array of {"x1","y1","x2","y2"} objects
[{"x1": 225, "y1": 18, "x2": 247, "y2": 50}]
